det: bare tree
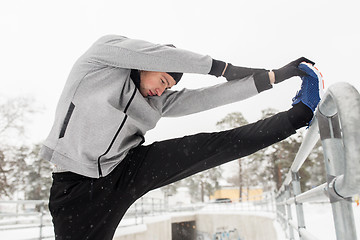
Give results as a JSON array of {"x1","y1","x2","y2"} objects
[
  {"x1": 184, "y1": 167, "x2": 222, "y2": 202},
  {"x1": 25, "y1": 144, "x2": 53, "y2": 200},
  {"x1": 216, "y1": 108, "x2": 327, "y2": 197},
  {"x1": 0, "y1": 97, "x2": 38, "y2": 199},
  {"x1": 0, "y1": 150, "x2": 12, "y2": 197},
  {"x1": 0, "y1": 97, "x2": 36, "y2": 140},
  {"x1": 216, "y1": 112, "x2": 249, "y2": 200}
]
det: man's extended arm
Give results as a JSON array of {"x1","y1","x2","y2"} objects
[{"x1": 153, "y1": 57, "x2": 314, "y2": 118}]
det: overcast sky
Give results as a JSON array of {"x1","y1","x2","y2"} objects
[{"x1": 1, "y1": 0, "x2": 359, "y2": 145}]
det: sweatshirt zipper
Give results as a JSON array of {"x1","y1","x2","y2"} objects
[{"x1": 97, "y1": 88, "x2": 137, "y2": 177}]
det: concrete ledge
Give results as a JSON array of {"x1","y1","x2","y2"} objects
[
  {"x1": 170, "y1": 212, "x2": 196, "y2": 223},
  {"x1": 114, "y1": 216, "x2": 171, "y2": 240},
  {"x1": 114, "y1": 224, "x2": 147, "y2": 237}
]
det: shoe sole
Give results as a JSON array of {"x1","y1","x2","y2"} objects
[{"x1": 299, "y1": 62, "x2": 325, "y2": 98}]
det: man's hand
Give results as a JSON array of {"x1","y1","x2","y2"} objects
[{"x1": 273, "y1": 57, "x2": 315, "y2": 84}]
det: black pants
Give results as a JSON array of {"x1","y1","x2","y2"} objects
[{"x1": 49, "y1": 111, "x2": 296, "y2": 240}]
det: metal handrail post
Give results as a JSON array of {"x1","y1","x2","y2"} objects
[
  {"x1": 280, "y1": 193, "x2": 287, "y2": 230},
  {"x1": 265, "y1": 194, "x2": 269, "y2": 212},
  {"x1": 279, "y1": 191, "x2": 288, "y2": 236},
  {"x1": 276, "y1": 193, "x2": 287, "y2": 228},
  {"x1": 39, "y1": 203, "x2": 44, "y2": 240},
  {"x1": 275, "y1": 195, "x2": 280, "y2": 225},
  {"x1": 291, "y1": 171, "x2": 306, "y2": 240},
  {"x1": 285, "y1": 185, "x2": 295, "y2": 240},
  {"x1": 134, "y1": 202, "x2": 138, "y2": 225},
  {"x1": 141, "y1": 197, "x2": 144, "y2": 224},
  {"x1": 317, "y1": 112, "x2": 357, "y2": 240}
]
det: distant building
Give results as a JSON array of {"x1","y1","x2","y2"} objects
[{"x1": 210, "y1": 187, "x2": 263, "y2": 202}]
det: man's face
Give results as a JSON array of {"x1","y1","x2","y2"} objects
[{"x1": 139, "y1": 71, "x2": 176, "y2": 97}]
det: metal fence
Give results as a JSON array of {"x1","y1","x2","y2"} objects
[
  {"x1": 0, "y1": 198, "x2": 168, "y2": 240},
  {"x1": 0, "y1": 200, "x2": 52, "y2": 240},
  {"x1": 275, "y1": 82, "x2": 360, "y2": 240},
  {"x1": 0, "y1": 193, "x2": 275, "y2": 240}
]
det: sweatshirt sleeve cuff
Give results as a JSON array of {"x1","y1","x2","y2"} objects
[
  {"x1": 253, "y1": 71, "x2": 273, "y2": 92},
  {"x1": 208, "y1": 59, "x2": 226, "y2": 77}
]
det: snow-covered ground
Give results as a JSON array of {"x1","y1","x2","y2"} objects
[
  {"x1": 275, "y1": 202, "x2": 360, "y2": 240},
  {"x1": 0, "y1": 202, "x2": 359, "y2": 240}
]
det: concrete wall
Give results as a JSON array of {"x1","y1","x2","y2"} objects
[
  {"x1": 196, "y1": 213, "x2": 277, "y2": 240},
  {"x1": 114, "y1": 217, "x2": 172, "y2": 240},
  {"x1": 113, "y1": 213, "x2": 277, "y2": 240}
]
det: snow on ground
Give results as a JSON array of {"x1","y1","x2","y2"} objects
[
  {"x1": 0, "y1": 225, "x2": 54, "y2": 240},
  {"x1": 275, "y1": 202, "x2": 360, "y2": 240},
  {"x1": 0, "y1": 202, "x2": 359, "y2": 240}
]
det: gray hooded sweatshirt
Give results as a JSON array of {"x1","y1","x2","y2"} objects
[{"x1": 39, "y1": 35, "x2": 267, "y2": 178}]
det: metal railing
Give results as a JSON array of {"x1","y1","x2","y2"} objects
[
  {"x1": 0, "y1": 198, "x2": 167, "y2": 240},
  {"x1": 0, "y1": 200, "x2": 52, "y2": 240},
  {"x1": 275, "y1": 82, "x2": 360, "y2": 240},
  {"x1": 0, "y1": 192, "x2": 275, "y2": 240}
]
